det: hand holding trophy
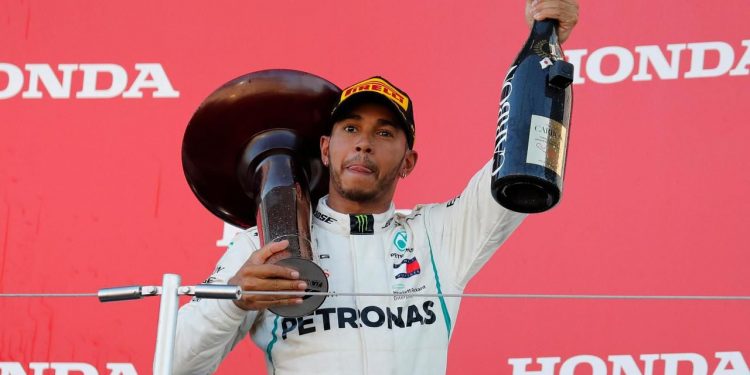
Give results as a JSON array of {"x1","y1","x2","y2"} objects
[{"x1": 182, "y1": 70, "x2": 340, "y2": 317}]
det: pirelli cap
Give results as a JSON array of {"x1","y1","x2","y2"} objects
[{"x1": 331, "y1": 76, "x2": 415, "y2": 148}]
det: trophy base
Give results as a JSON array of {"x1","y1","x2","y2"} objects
[{"x1": 269, "y1": 258, "x2": 329, "y2": 318}]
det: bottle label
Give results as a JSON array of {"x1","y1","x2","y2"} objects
[
  {"x1": 532, "y1": 40, "x2": 562, "y2": 61},
  {"x1": 526, "y1": 114, "x2": 567, "y2": 177},
  {"x1": 492, "y1": 65, "x2": 518, "y2": 176}
]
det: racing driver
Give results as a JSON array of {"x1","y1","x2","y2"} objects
[{"x1": 174, "y1": 1, "x2": 579, "y2": 374}]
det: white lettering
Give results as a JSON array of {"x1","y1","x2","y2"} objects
[
  {"x1": 0, "y1": 63, "x2": 24, "y2": 99},
  {"x1": 564, "y1": 49, "x2": 588, "y2": 84},
  {"x1": 632, "y1": 44, "x2": 687, "y2": 81},
  {"x1": 0, "y1": 362, "x2": 138, "y2": 375},
  {"x1": 122, "y1": 63, "x2": 179, "y2": 98},
  {"x1": 27, "y1": 363, "x2": 49, "y2": 375},
  {"x1": 49, "y1": 363, "x2": 98, "y2": 375},
  {"x1": 22, "y1": 64, "x2": 77, "y2": 99},
  {"x1": 509, "y1": 352, "x2": 748, "y2": 375},
  {"x1": 560, "y1": 355, "x2": 608, "y2": 375},
  {"x1": 610, "y1": 354, "x2": 659, "y2": 375},
  {"x1": 0, "y1": 362, "x2": 30, "y2": 375},
  {"x1": 586, "y1": 46, "x2": 634, "y2": 84},
  {"x1": 713, "y1": 352, "x2": 750, "y2": 375},
  {"x1": 492, "y1": 64, "x2": 517, "y2": 176},
  {"x1": 508, "y1": 357, "x2": 561, "y2": 375},
  {"x1": 0, "y1": 63, "x2": 178, "y2": 99},
  {"x1": 685, "y1": 42, "x2": 735, "y2": 78},
  {"x1": 567, "y1": 39, "x2": 748, "y2": 84},
  {"x1": 77, "y1": 64, "x2": 129, "y2": 98},
  {"x1": 661, "y1": 353, "x2": 708, "y2": 375},
  {"x1": 729, "y1": 40, "x2": 750, "y2": 76},
  {"x1": 105, "y1": 363, "x2": 138, "y2": 375}
]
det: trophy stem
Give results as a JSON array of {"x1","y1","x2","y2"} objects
[
  {"x1": 254, "y1": 153, "x2": 312, "y2": 261},
  {"x1": 238, "y1": 129, "x2": 328, "y2": 317},
  {"x1": 183, "y1": 70, "x2": 340, "y2": 318}
]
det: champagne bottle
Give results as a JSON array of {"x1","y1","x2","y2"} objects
[{"x1": 491, "y1": 19, "x2": 574, "y2": 213}]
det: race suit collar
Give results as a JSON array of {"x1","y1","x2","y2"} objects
[{"x1": 313, "y1": 196, "x2": 396, "y2": 235}]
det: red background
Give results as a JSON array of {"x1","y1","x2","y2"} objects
[{"x1": 1, "y1": 1, "x2": 748, "y2": 373}]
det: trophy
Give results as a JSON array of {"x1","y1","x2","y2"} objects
[{"x1": 182, "y1": 69, "x2": 340, "y2": 317}]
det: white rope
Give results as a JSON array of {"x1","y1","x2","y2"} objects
[
  {"x1": 0, "y1": 293, "x2": 99, "y2": 298},
  {"x1": 241, "y1": 291, "x2": 750, "y2": 301},
  {"x1": 1, "y1": 291, "x2": 748, "y2": 301}
]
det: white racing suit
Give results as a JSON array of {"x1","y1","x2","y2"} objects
[{"x1": 174, "y1": 161, "x2": 526, "y2": 374}]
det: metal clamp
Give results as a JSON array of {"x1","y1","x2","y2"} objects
[
  {"x1": 96, "y1": 278, "x2": 243, "y2": 375},
  {"x1": 180, "y1": 284, "x2": 242, "y2": 300},
  {"x1": 97, "y1": 285, "x2": 161, "y2": 302},
  {"x1": 98, "y1": 284, "x2": 241, "y2": 303}
]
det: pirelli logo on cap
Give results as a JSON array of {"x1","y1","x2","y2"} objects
[{"x1": 340, "y1": 78, "x2": 410, "y2": 112}]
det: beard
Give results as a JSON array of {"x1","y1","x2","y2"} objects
[{"x1": 329, "y1": 155, "x2": 402, "y2": 203}]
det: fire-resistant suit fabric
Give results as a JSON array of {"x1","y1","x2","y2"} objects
[{"x1": 173, "y1": 160, "x2": 527, "y2": 375}]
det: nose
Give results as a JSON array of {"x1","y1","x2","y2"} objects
[
  {"x1": 354, "y1": 134, "x2": 373, "y2": 153},
  {"x1": 355, "y1": 144, "x2": 372, "y2": 153}
]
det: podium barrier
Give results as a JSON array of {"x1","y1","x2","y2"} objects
[{"x1": 1, "y1": 274, "x2": 748, "y2": 374}]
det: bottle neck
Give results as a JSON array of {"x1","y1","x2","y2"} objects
[{"x1": 531, "y1": 19, "x2": 559, "y2": 45}]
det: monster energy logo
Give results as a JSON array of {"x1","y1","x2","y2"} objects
[
  {"x1": 350, "y1": 214, "x2": 374, "y2": 235},
  {"x1": 355, "y1": 215, "x2": 367, "y2": 232}
]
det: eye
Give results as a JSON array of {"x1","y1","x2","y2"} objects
[
  {"x1": 377, "y1": 129, "x2": 394, "y2": 137},
  {"x1": 343, "y1": 124, "x2": 357, "y2": 133}
]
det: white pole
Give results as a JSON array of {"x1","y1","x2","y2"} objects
[{"x1": 153, "y1": 274, "x2": 181, "y2": 375}]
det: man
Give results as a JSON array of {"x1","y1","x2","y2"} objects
[{"x1": 174, "y1": 1, "x2": 579, "y2": 374}]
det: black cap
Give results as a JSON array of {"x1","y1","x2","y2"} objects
[{"x1": 330, "y1": 76, "x2": 415, "y2": 148}]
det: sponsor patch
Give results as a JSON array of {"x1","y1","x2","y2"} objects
[
  {"x1": 393, "y1": 231, "x2": 408, "y2": 251},
  {"x1": 350, "y1": 214, "x2": 374, "y2": 235},
  {"x1": 339, "y1": 77, "x2": 410, "y2": 111},
  {"x1": 314, "y1": 211, "x2": 337, "y2": 224},
  {"x1": 393, "y1": 257, "x2": 421, "y2": 279}
]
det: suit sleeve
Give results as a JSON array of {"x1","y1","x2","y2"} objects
[
  {"x1": 172, "y1": 229, "x2": 260, "y2": 375},
  {"x1": 423, "y1": 160, "x2": 527, "y2": 288}
]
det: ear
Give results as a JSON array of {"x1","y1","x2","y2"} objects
[
  {"x1": 400, "y1": 149, "x2": 418, "y2": 177},
  {"x1": 320, "y1": 135, "x2": 331, "y2": 166}
]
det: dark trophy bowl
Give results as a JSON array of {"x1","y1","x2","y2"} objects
[{"x1": 182, "y1": 69, "x2": 340, "y2": 317}]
